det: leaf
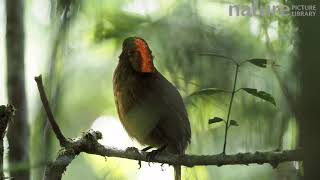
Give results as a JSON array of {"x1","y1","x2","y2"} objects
[
  {"x1": 247, "y1": 58, "x2": 269, "y2": 68},
  {"x1": 229, "y1": 120, "x2": 239, "y2": 126},
  {"x1": 189, "y1": 88, "x2": 230, "y2": 97},
  {"x1": 208, "y1": 117, "x2": 224, "y2": 124},
  {"x1": 241, "y1": 88, "x2": 276, "y2": 106}
]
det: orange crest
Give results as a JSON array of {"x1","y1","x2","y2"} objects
[{"x1": 134, "y1": 38, "x2": 154, "y2": 73}]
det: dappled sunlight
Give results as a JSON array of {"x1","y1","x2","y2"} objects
[
  {"x1": 249, "y1": 17, "x2": 260, "y2": 36},
  {"x1": 267, "y1": 21, "x2": 279, "y2": 41},
  {"x1": 123, "y1": 0, "x2": 160, "y2": 15},
  {"x1": 90, "y1": 116, "x2": 134, "y2": 148}
]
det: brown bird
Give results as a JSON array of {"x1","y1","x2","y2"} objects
[{"x1": 113, "y1": 37, "x2": 191, "y2": 180}]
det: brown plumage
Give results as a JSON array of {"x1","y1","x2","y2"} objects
[{"x1": 113, "y1": 37, "x2": 191, "y2": 180}]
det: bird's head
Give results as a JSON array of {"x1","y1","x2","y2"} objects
[{"x1": 120, "y1": 37, "x2": 155, "y2": 73}]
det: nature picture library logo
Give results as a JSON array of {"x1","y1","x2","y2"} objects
[{"x1": 229, "y1": 0, "x2": 317, "y2": 17}]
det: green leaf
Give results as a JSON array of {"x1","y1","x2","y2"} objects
[
  {"x1": 189, "y1": 88, "x2": 230, "y2": 97},
  {"x1": 241, "y1": 88, "x2": 276, "y2": 106},
  {"x1": 208, "y1": 117, "x2": 224, "y2": 124},
  {"x1": 247, "y1": 58, "x2": 269, "y2": 68},
  {"x1": 229, "y1": 120, "x2": 239, "y2": 126}
]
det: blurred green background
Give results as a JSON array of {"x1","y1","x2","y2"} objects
[{"x1": 0, "y1": 0, "x2": 299, "y2": 179}]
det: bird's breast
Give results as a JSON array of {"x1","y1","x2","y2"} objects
[{"x1": 113, "y1": 66, "x2": 160, "y2": 144}]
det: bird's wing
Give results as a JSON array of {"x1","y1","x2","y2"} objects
[{"x1": 146, "y1": 72, "x2": 191, "y2": 151}]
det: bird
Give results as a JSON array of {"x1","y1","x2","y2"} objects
[{"x1": 113, "y1": 37, "x2": 191, "y2": 180}]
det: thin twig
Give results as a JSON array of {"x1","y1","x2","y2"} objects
[
  {"x1": 34, "y1": 75, "x2": 69, "y2": 147},
  {"x1": 222, "y1": 64, "x2": 240, "y2": 154}
]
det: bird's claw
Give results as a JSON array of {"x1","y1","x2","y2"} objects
[
  {"x1": 145, "y1": 145, "x2": 167, "y2": 166},
  {"x1": 160, "y1": 163, "x2": 166, "y2": 171},
  {"x1": 125, "y1": 147, "x2": 143, "y2": 169},
  {"x1": 125, "y1": 147, "x2": 140, "y2": 153},
  {"x1": 146, "y1": 149, "x2": 160, "y2": 165}
]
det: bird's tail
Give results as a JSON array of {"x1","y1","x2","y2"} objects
[{"x1": 174, "y1": 165, "x2": 181, "y2": 180}]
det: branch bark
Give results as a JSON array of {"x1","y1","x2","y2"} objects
[
  {"x1": 46, "y1": 130, "x2": 302, "y2": 180},
  {"x1": 34, "y1": 75, "x2": 303, "y2": 180}
]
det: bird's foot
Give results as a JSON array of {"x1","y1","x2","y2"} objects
[
  {"x1": 125, "y1": 147, "x2": 143, "y2": 169},
  {"x1": 160, "y1": 163, "x2": 166, "y2": 171},
  {"x1": 125, "y1": 146, "x2": 140, "y2": 153},
  {"x1": 146, "y1": 145, "x2": 167, "y2": 166}
]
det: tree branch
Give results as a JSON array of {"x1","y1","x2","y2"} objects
[
  {"x1": 45, "y1": 130, "x2": 303, "y2": 180},
  {"x1": 35, "y1": 75, "x2": 69, "y2": 147},
  {"x1": 34, "y1": 75, "x2": 303, "y2": 180}
]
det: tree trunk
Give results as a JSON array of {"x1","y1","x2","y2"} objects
[
  {"x1": 294, "y1": 0, "x2": 320, "y2": 179},
  {"x1": 5, "y1": 0, "x2": 30, "y2": 179}
]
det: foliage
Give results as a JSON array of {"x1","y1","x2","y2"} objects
[{"x1": 190, "y1": 54, "x2": 276, "y2": 154}]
